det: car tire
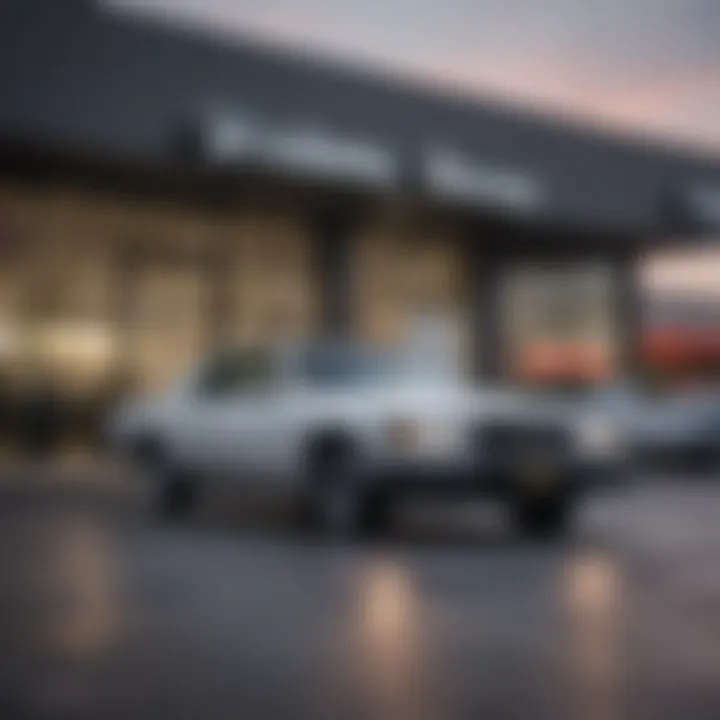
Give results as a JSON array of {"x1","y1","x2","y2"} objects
[
  {"x1": 131, "y1": 437, "x2": 199, "y2": 522},
  {"x1": 512, "y1": 493, "x2": 573, "y2": 540},
  {"x1": 358, "y1": 488, "x2": 394, "y2": 537},
  {"x1": 153, "y1": 471, "x2": 199, "y2": 521},
  {"x1": 300, "y1": 438, "x2": 391, "y2": 540}
]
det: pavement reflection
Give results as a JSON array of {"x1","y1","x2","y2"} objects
[
  {"x1": 44, "y1": 517, "x2": 123, "y2": 659},
  {"x1": 4, "y1": 478, "x2": 720, "y2": 720},
  {"x1": 565, "y1": 551, "x2": 623, "y2": 720},
  {"x1": 0, "y1": 500, "x2": 127, "y2": 717},
  {"x1": 352, "y1": 557, "x2": 430, "y2": 720}
]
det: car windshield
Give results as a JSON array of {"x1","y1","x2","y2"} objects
[
  {"x1": 300, "y1": 345, "x2": 396, "y2": 384},
  {"x1": 196, "y1": 348, "x2": 274, "y2": 396},
  {"x1": 298, "y1": 343, "x2": 461, "y2": 385}
]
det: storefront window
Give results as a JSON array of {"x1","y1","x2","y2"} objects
[
  {"x1": 356, "y1": 222, "x2": 468, "y2": 376},
  {"x1": 503, "y1": 263, "x2": 617, "y2": 387}
]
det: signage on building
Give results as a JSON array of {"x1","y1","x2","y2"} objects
[
  {"x1": 423, "y1": 148, "x2": 545, "y2": 213},
  {"x1": 201, "y1": 110, "x2": 546, "y2": 214},
  {"x1": 203, "y1": 111, "x2": 398, "y2": 188}
]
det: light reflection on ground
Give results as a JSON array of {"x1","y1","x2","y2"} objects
[
  {"x1": 353, "y1": 558, "x2": 429, "y2": 720},
  {"x1": 565, "y1": 551, "x2": 623, "y2": 720}
]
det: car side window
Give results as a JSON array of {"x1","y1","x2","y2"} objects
[{"x1": 195, "y1": 350, "x2": 274, "y2": 398}]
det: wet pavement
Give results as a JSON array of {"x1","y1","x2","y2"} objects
[{"x1": 2, "y1": 473, "x2": 720, "y2": 719}]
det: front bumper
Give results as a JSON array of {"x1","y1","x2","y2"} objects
[
  {"x1": 367, "y1": 454, "x2": 626, "y2": 499},
  {"x1": 576, "y1": 455, "x2": 632, "y2": 488}
]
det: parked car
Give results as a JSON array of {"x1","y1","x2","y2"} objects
[
  {"x1": 631, "y1": 393, "x2": 720, "y2": 470},
  {"x1": 109, "y1": 342, "x2": 626, "y2": 539},
  {"x1": 579, "y1": 382, "x2": 720, "y2": 471},
  {"x1": 575, "y1": 383, "x2": 648, "y2": 466},
  {"x1": 509, "y1": 383, "x2": 638, "y2": 489}
]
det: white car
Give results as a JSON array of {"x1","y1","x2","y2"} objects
[
  {"x1": 579, "y1": 384, "x2": 720, "y2": 470},
  {"x1": 631, "y1": 393, "x2": 720, "y2": 469},
  {"x1": 109, "y1": 342, "x2": 624, "y2": 538}
]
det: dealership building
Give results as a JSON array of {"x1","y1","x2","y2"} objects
[{"x1": 2, "y1": 0, "x2": 720, "y2": 438}]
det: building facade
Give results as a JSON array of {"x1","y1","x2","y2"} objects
[{"x1": 1, "y1": 0, "x2": 720, "y2": 444}]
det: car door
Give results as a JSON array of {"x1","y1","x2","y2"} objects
[{"x1": 187, "y1": 349, "x2": 279, "y2": 482}]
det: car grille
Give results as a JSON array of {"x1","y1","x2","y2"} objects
[{"x1": 475, "y1": 421, "x2": 571, "y2": 463}]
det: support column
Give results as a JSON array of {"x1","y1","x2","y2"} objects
[
  {"x1": 467, "y1": 243, "x2": 506, "y2": 381},
  {"x1": 613, "y1": 250, "x2": 643, "y2": 380},
  {"x1": 313, "y1": 209, "x2": 357, "y2": 339}
]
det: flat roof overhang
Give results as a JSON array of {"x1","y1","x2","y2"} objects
[
  {"x1": 4, "y1": 0, "x2": 720, "y2": 255},
  {"x1": 0, "y1": 135, "x2": 715, "y2": 259}
]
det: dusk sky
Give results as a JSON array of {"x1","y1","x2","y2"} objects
[
  {"x1": 110, "y1": 0, "x2": 720, "y2": 151},
  {"x1": 109, "y1": 0, "x2": 720, "y2": 295}
]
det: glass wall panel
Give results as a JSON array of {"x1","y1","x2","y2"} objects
[{"x1": 503, "y1": 263, "x2": 617, "y2": 386}]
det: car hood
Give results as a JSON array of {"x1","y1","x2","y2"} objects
[{"x1": 293, "y1": 381, "x2": 574, "y2": 427}]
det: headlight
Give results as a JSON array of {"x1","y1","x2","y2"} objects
[
  {"x1": 387, "y1": 418, "x2": 422, "y2": 450},
  {"x1": 576, "y1": 418, "x2": 621, "y2": 455},
  {"x1": 386, "y1": 417, "x2": 460, "y2": 454}
]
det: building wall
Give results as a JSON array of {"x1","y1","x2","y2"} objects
[
  {"x1": 0, "y1": 183, "x2": 318, "y2": 397},
  {"x1": 0, "y1": 178, "x2": 631, "y2": 411},
  {"x1": 0, "y1": 181, "x2": 482, "y2": 406}
]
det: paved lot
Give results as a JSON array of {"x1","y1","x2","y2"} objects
[{"x1": 2, "y1": 473, "x2": 720, "y2": 720}]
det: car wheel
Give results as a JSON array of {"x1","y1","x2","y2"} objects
[
  {"x1": 512, "y1": 492, "x2": 573, "y2": 540},
  {"x1": 359, "y1": 488, "x2": 394, "y2": 536},
  {"x1": 316, "y1": 478, "x2": 363, "y2": 538},
  {"x1": 153, "y1": 471, "x2": 199, "y2": 521},
  {"x1": 132, "y1": 437, "x2": 199, "y2": 522},
  {"x1": 301, "y1": 438, "x2": 390, "y2": 540}
]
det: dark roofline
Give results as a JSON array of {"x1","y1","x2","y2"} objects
[
  {"x1": 1, "y1": 134, "x2": 653, "y2": 262},
  {"x1": 3, "y1": 0, "x2": 720, "y2": 237},
  {"x1": 105, "y1": 1, "x2": 720, "y2": 172}
]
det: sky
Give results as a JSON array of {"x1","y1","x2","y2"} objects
[
  {"x1": 110, "y1": 0, "x2": 720, "y2": 151},
  {"x1": 109, "y1": 0, "x2": 720, "y2": 296}
]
